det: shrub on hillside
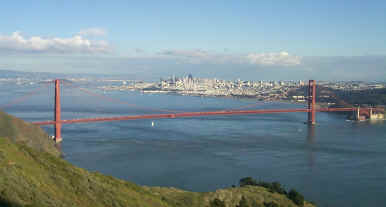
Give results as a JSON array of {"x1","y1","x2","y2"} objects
[
  {"x1": 239, "y1": 177, "x2": 307, "y2": 207},
  {"x1": 270, "y1": 182, "x2": 287, "y2": 195},
  {"x1": 239, "y1": 177, "x2": 257, "y2": 187},
  {"x1": 236, "y1": 196, "x2": 249, "y2": 207},
  {"x1": 239, "y1": 178, "x2": 287, "y2": 195},
  {"x1": 263, "y1": 201, "x2": 279, "y2": 207},
  {"x1": 288, "y1": 189, "x2": 304, "y2": 207},
  {"x1": 210, "y1": 198, "x2": 226, "y2": 207}
]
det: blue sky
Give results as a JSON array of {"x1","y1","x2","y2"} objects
[{"x1": 1, "y1": 0, "x2": 386, "y2": 80}]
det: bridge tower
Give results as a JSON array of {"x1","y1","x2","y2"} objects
[
  {"x1": 54, "y1": 79, "x2": 62, "y2": 143},
  {"x1": 308, "y1": 80, "x2": 316, "y2": 125}
]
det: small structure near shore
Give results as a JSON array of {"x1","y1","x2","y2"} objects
[{"x1": 353, "y1": 107, "x2": 385, "y2": 121}]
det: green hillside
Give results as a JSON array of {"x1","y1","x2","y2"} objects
[
  {"x1": 0, "y1": 110, "x2": 315, "y2": 207},
  {"x1": 0, "y1": 110, "x2": 59, "y2": 157}
]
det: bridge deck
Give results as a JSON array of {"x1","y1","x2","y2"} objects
[{"x1": 32, "y1": 107, "x2": 355, "y2": 125}]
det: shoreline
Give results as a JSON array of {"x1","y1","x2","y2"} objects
[
  {"x1": 112, "y1": 87, "x2": 308, "y2": 105},
  {"x1": 141, "y1": 89, "x2": 318, "y2": 108}
]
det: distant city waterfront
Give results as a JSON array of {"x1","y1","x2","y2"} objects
[
  {"x1": 97, "y1": 75, "x2": 386, "y2": 103},
  {"x1": 1, "y1": 71, "x2": 385, "y2": 103}
]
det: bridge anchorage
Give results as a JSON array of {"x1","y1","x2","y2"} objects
[{"x1": 31, "y1": 79, "x2": 361, "y2": 143}]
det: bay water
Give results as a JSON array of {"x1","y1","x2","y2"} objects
[{"x1": 2, "y1": 83, "x2": 386, "y2": 207}]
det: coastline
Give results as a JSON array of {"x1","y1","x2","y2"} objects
[{"x1": 105, "y1": 87, "x2": 307, "y2": 106}]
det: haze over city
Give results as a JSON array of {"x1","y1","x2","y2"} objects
[{"x1": 1, "y1": 0, "x2": 386, "y2": 81}]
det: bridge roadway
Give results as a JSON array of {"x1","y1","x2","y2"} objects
[{"x1": 32, "y1": 107, "x2": 355, "y2": 125}]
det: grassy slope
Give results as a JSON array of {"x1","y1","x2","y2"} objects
[
  {"x1": 0, "y1": 139, "x2": 315, "y2": 207},
  {"x1": 0, "y1": 138, "x2": 171, "y2": 207},
  {"x1": 0, "y1": 110, "x2": 315, "y2": 207},
  {"x1": 0, "y1": 110, "x2": 59, "y2": 157}
]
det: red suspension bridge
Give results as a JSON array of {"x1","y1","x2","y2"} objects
[{"x1": 1, "y1": 79, "x2": 373, "y2": 143}]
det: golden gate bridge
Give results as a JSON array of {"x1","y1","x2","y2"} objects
[{"x1": 0, "y1": 79, "x2": 374, "y2": 143}]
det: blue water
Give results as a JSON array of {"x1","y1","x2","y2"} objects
[{"x1": 1, "y1": 83, "x2": 386, "y2": 207}]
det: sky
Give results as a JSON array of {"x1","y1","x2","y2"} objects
[{"x1": 0, "y1": 0, "x2": 386, "y2": 81}]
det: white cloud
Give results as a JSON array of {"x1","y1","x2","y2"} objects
[
  {"x1": 157, "y1": 49, "x2": 243, "y2": 64},
  {"x1": 157, "y1": 49, "x2": 302, "y2": 66},
  {"x1": 158, "y1": 49, "x2": 209, "y2": 58},
  {"x1": 157, "y1": 49, "x2": 212, "y2": 64},
  {"x1": 0, "y1": 32, "x2": 110, "y2": 54},
  {"x1": 78, "y1": 28, "x2": 107, "y2": 37},
  {"x1": 134, "y1": 48, "x2": 145, "y2": 53},
  {"x1": 246, "y1": 51, "x2": 301, "y2": 66}
]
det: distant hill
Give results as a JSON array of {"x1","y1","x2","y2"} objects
[
  {"x1": 288, "y1": 85, "x2": 386, "y2": 107},
  {"x1": 0, "y1": 69, "x2": 131, "y2": 80},
  {"x1": 0, "y1": 69, "x2": 61, "y2": 80},
  {"x1": 0, "y1": 110, "x2": 315, "y2": 207}
]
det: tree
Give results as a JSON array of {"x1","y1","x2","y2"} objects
[
  {"x1": 288, "y1": 189, "x2": 304, "y2": 207},
  {"x1": 271, "y1": 182, "x2": 287, "y2": 195},
  {"x1": 239, "y1": 177, "x2": 257, "y2": 187}
]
